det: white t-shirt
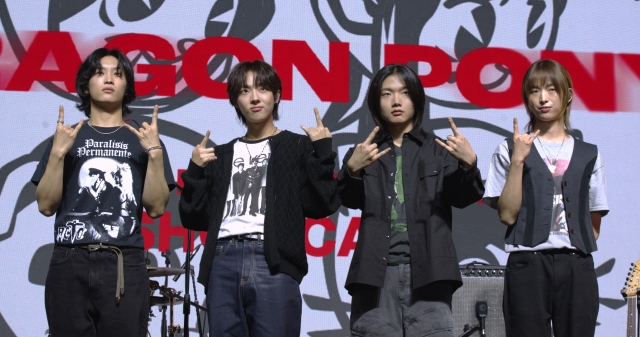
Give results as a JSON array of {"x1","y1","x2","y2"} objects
[
  {"x1": 482, "y1": 136, "x2": 609, "y2": 252},
  {"x1": 218, "y1": 138, "x2": 271, "y2": 238}
]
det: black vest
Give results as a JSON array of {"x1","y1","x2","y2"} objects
[{"x1": 505, "y1": 137, "x2": 598, "y2": 254}]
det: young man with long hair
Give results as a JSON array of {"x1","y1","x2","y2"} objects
[
  {"x1": 338, "y1": 64, "x2": 484, "y2": 336},
  {"x1": 179, "y1": 60, "x2": 340, "y2": 336},
  {"x1": 483, "y1": 59, "x2": 609, "y2": 337},
  {"x1": 32, "y1": 48, "x2": 175, "y2": 336}
]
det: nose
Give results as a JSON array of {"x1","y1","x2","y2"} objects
[
  {"x1": 392, "y1": 93, "x2": 402, "y2": 106},
  {"x1": 249, "y1": 89, "x2": 260, "y2": 103},
  {"x1": 539, "y1": 89, "x2": 548, "y2": 103},
  {"x1": 104, "y1": 72, "x2": 114, "y2": 85}
]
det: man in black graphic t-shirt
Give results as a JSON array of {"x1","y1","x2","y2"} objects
[{"x1": 32, "y1": 48, "x2": 175, "y2": 337}]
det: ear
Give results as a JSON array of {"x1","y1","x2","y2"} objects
[
  {"x1": 566, "y1": 88, "x2": 573, "y2": 104},
  {"x1": 274, "y1": 90, "x2": 281, "y2": 104}
]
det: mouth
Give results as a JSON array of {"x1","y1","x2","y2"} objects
[
  {"x1": 391, "y1": 110, "x2": 403, "y2": 116},
  {"x1": 539, "y1": 107, "x2": 551, "y2": 113},
  {"x1": 102, "y1": 88, "x2": 114, "y2": 93},
  {"x1": 250, "y1": 106, "x2": 262, "y2": 112}
]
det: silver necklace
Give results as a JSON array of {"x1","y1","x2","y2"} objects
[
  {"x1": 88, "y1": 123, "x2": 124, "y2": 135},
  {"x1": 244, "y1": 128, "x2": 277, "y2": 161},
  {"x1": 537, "y1": 134, "x2": 566, "y2": 172}
]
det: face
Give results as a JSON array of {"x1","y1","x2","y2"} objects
[
  {"x1": 87, "y1": 56, "x2": 128, "y2": 111},
  {"x1": 379, "y1": 74, "x2": 415, "y2": 134},
  {"x1": 236, "y1": 71, "x2": 280, "y2": 126},
  {"x1": 527, "y1": 80, "x2": 572, "y2": 125}
]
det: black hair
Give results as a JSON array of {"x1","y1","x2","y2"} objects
[
  {"x1": 75, "y1": 48, "x2": 136, "y2": 117},
  {"x1": 227, "y1": 60, "x2": 281, "y2": 125},
  {"x1": 366, "y1": 64, "x2": 426, "y2": 135}
]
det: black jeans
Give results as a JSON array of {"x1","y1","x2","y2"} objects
[
  {"x1": 503, "y1": 249, "x2": 599, "y2": 337},
  {"x1": 45, "y1": 246, "x2": 150, "y2": 337}
]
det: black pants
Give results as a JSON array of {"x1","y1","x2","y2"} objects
[
  {"x1": 503, "y1": 249, "x2": 599, "y2": 337},
  {"x1": 45, "y1": 246, "x2": 150, "y2": 337}
]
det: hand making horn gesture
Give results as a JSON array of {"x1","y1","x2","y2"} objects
[
  {"x1": 51, "y1": 105, "x2": 84, "y2": 156},
  {"x1": 124, "y1": 105, "x2": 162, "y2": 152},
  {"x1": 510, "y1": 117, "x2": 540, "y2": 165},
  {"x1": 191, "y1": 130, "x2": 217, "y2": 167},
  {"x1": 346, "y1": 126, "x2": 392, "y2": 176},
  {"x1": 301, "y1": 108, "x2": 332, "y2": 141},
  {"x1": 435, "y1": 117, "x2": 477, "y2": 168}
]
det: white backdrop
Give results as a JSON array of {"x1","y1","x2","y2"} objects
[{"x1": 1, "y1": 1, "x2": 639, "y2": 336}]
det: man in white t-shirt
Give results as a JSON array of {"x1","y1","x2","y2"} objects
[{"x1": 483, "y1": 59, "x2": 609, "y2": 337}]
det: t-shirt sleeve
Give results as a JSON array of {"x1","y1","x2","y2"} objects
[
  {"x1": 482, "y1": 139, "x2": 511, "y2": 209},
  {"x1": 589, "y1": 150, "x2": 608, "y2": 215},
  {"x1": 31, "y1": 139, "x2": 53, "y2": 186},
  {"x1": 159, "y1": 139, "x2": 177, "y2": 191}
]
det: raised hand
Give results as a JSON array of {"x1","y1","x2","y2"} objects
[
  {"x1": 301, "y1": 108, "x2": 332, "y2": 141},
  {"x1": 435, "y1": 117, "x2": 476, "y2": 167},
  {"x1": 52, "y1": 105, "x2": 84, "y2": 157},
  {"x1": 510, "y1": 117, "x2": 540, "y2": 164},
  {"x1": 191, "y1": 130, "x2": 217, "y2": 167},
  {"x1": 346, "y1": 126, "x2": 391, "y2": 176},
  {"x1": 124, "y1": 104, "x2": 161, "y2": 151}
]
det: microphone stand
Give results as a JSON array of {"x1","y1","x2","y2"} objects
[{"x1": 183, "y1": 229, "x2": 192, "y2": 337}]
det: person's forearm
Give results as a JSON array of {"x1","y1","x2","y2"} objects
[
  {"x1": 142, "y1": 150, "x2": 170, "y2": 218},
  {"x1": 35, "y1": 151, "x2": 66, "y2": 216},
  {"x1": 497, "y1": 161, "x2": 524, "y2": 226},
  {"x1": 591, "y1": 212, "x2": 602, "y2": 240}
]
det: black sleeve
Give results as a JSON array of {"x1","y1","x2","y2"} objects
[
  {"x1": 178, "y1": 159, "x2": 211, "y2": 231},
  {"x1": 336, "y1": 147, "x2": 365, "y2": 210},
  {"x1": 301, "y1": 137, "x2": 341, "y2": 219},
  {"x1": 442, "y1": 152, "x2": 485, "y2": 209},
  {"x1": 31, "y1": 139, "x2": 54, "y2": 186}
]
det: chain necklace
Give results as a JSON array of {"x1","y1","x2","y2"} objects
[
  {"x1": 87, "y1": 123, "x2": 124, "y2": 135},
  {"x1": 244, "y1": 128, "x2": 278, "y2": 162},
  {"x1": 536, "y1": 133, "x2": 566, "y2": 173}
]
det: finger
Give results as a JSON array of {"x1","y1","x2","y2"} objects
[
  {"x1": 313, "y1": 108, "x2": 324, "y2": 128},
  {"x1": 513, "y1": 117, "x2": 520, "y2": 136},
  {"x1": 58, "y1": 105, "x2": 64, "y2": 122},
  {"x1": 300, "y1": 125, "x2": 310, "y2": 136},
  {"x1": 200, "y1": 130, "x2": 211, "y2": 147},
  {"x1": 435, "y1": 138, "x2": 453, "y2": 152},
  {"x1": 371, "y1": 147, "x2": 392, "y2": 161},
  {"x1": 71, "y1": 119, "x2": 85, "y2": 136},
  {"x1": 141, "y1": 121, "x2": 150, "y2": 130},
  {"x1": 448, "y1": 117, "x2": 461, "y2": 136},
  {"x1": 151, "y1": 105, "x2": 159, "y2": 126},
  {"x1": 364, "y1": 126, "x2": 380, "y2": 145},
  {"x1": 531, "y1": 129, "x2": 540, "y2": 140},
  {"x1": 123, "y1": 123, "x2": 141, "y2": 137}
]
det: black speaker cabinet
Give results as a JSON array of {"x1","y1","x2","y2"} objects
[{"x1": 452, "y1": 265, "x2": 506, "y2": 337}]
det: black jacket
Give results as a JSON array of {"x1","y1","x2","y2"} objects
[
  {"x1": 505, "y1": 137, "x2": 599, "y2": 253},
  {"x1": 338, "y1": 129, "x2": 484, "y2": 292},
  {"x1": 179, "y1": 131, "x2": 340, "y2": 290}
]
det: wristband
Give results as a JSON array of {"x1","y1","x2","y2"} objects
[{"x1": 145, "y1": 145, "x2": 163, "y2": 153}]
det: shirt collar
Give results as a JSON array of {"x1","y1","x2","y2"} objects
[{"x1": 373, "y1": 127, "x2": 425, "y2": 146}]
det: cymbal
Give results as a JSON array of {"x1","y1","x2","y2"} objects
[
  {"x1": 147, "y1": 266, "x2": 185, "y2": 277},
  {"x1": 150, "y1": 296, "x2": 183, "y2": 307}
]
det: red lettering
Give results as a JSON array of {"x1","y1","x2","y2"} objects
[
  {"x1": 105, "y1": 34, "x2": 176, "y2": 96},
  {"x1": 457, "y1": 47, "x2": 530, "y2": 109},
  {"x1": 337, "y1": 217, "x2": 360, "y2": 257},
  {"x1": 384, "y1": 44, "x2": 451, "y2": 87},
  {"x1": 305, "y1": 218, "x2": 336, "y2": 257},
  {"x1": 541, "y1": 51, "x2": 615, "y2": 112},
  {"x1": 620, "y1": 54, "x2": 640, "y2": 80},
  {"x1": 6, "y1": 32, "x2": 81, "y2": 92},
  {"x1": 273, "y1": 40, "x2": 349, "y2": 102},
  {"x1": 182, "y1": 37, "x2": 263, "y2": 98},
  {"x1": 158, "y1": 211, "x2": 194, "y2": 252}
]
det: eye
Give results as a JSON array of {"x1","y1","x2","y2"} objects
[
  {"x1": 240, "y1": 89, "x2": 249, "y2": 94},
  {"x1": 381, "y1": 92, "x2": 390, "y2": 97},
  {"x1": 402, "y1": 91, "x2": 409, "y2": 95},
  {"x1": 114, "y1": 71, "x2": 123, "y2": 77}
]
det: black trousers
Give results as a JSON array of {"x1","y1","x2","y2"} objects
[{"x1": 503, "y1": 249, "x2": 599, "y2": 337}]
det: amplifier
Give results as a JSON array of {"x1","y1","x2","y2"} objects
[{"x1": 452, "y1": 265, "x2": 506, "y2": 337}]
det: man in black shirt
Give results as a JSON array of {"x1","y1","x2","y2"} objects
[{"x1": 338, "y1": 64, "x2": 484, "y2": 337}]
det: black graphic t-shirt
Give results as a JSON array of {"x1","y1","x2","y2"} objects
[{"x1": 31, "y1": 123, "x2": 175, "y2": 248}]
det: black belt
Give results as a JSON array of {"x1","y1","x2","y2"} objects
[
  {"x1": 78, "y1": 243, "x2": 124, "y2": 303},
  {"x1": 220, "y1": 233, "x2": 264, "y2": 242}
]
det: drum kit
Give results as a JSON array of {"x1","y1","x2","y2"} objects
[{"x1": 147, "y1": 251, "x2": 206, "y2": 337}]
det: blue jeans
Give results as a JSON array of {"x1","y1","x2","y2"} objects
[
  {"x1": 45, "y1": 246, "x2": 150, "y2": 337},
  {"x1": 207, "y1": 238, "x2": 302, "y2": 337},
  {"x1": 350, "y1": 264, "x2": 454, "y2": 337}
]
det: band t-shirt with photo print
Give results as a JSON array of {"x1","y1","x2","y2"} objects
[
  {"x1": 31, "y1": 123, "x2": 176, "y2": 248},
  {"x1": 482, "y1": 136, "x2": 608, "y2": 252},
  {"x1": 218, "y1": 138, "x2": 271, "y2": 238}
]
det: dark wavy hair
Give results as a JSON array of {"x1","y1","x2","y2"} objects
[
  {"x1": 75, "y1": 48, "x2": 136, "y2": 117},
  {"x1": 227, "y1": 60, "x2": 281, "y2": 125},
  {"x1": 366, "y1": 64, "x2": 426, "y2": 135}
]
